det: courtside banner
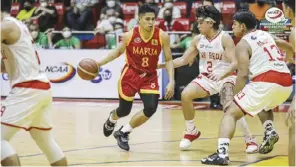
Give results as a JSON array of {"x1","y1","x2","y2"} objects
[{"x1": 0, "y1": 49, "x2": 163, "y2": 99}]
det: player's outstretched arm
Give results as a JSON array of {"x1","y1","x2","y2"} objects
[
  {"x1": 222, "y1": 34, "x2": 238, "y2": 77},
  {"x1": 234, "y1": 39, "x2": 250, "y2": 95},
  {"x1": 97, "y1": 31, "x2": 132, "y2": 66},
  {"x1": 158, "y1": 35, "x2": 199, "y2": 69},
  {"x1": 161, "y1": 31, "x2": 175, "y2": 99},
  {"x1": 1, "y1": 59, "x2": 6, "y2": 73}
]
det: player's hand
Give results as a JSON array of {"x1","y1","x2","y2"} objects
[
  {"x1": 165, "y1": 81, "x2": 175, "y2": 100},
  {"x1": 285, "y1": 99, "x2": 295, "y2": 127},
  {"x1": 208, "y1": 72, "x2": 224, "y2": 81}
]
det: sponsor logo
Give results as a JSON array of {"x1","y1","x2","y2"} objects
[
  {"x1": 91, "y1": 67, "x2": 112, "y2": 84},
  {"x1": 251, "y1": 36, "x2": 257, "y2": 40},
  {"x1": 265, "y1": 7, "x2": 285, "y2": 23},
  {"x1": 45, "y1": 62, "x2": 76, "y2": 83}
]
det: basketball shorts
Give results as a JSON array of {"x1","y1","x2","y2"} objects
[
  {"x1": 118, "y1": 66, "x2": 159, "y2": 101},
  {"x1": 1, "y1": 81, "x2": 53, "y2": 131},
  {"x1": 233, "y1": 71, "x2": 293, "y2": 116},
  {"x1": 191, "y1": 73, "x2": 236, "y2": 96}
]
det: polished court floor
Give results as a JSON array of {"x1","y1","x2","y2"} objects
[{"x1": 8, "y1": 100, "x2": 291, "y2": 166}]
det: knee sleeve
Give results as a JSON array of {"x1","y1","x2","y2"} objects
[
  {"x1": 30, "y1": 129, "x2": 65, "y2": 164},
  {"x1": 141, "y1": 94, "x2": 159, "y2": 117},
  {"x1": 116, "y1": 97, "x2": 133, "y2": 117},
  {"x1": 1, "y1": 140, "x2": 16, "y2": 161}
]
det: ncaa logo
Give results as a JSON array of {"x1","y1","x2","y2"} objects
[{"x1": 265, "y1": 7, "x2": 285, "y2": 23}]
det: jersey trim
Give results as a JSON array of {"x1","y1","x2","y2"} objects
[
  {"x1": 138, "y1": 26, "x2": 155, "y2": 43},
  {"x1": 140, "y1": 89, "x2": 159, "y2": 94},
  {"x1": 206, "y1": 30, "x2": 222, "y2": 42},
  {"x1": 118, "y1": 66, "x2": 134, "y2": 101},
  {"x1": 251, "y1": 70, "x2": 292, "y2": 87}
]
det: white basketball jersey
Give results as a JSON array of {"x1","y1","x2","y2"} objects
[
  {"x1": 197, "y1": 31, "x2": 231, "y2": 75},
  {"x1": 1, "y1": 17, "x2": 48, "y2": 86},
  {"x1": 242, "y1": 30, "x2": 290, "y2": 79}
]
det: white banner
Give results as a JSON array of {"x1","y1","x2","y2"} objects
[{"x1": 1, "y1": 49, "x2": 163, "y2": 99}]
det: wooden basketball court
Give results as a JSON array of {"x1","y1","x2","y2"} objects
[{"x1": 10, "y1": 100, "x2": 290, "y2": 166}]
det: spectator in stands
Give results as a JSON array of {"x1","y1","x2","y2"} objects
[
  {"x1": 32, "y1": 0, "x2": 58, "y2": 32},
  {"x1": 66, "y1": 0, "x2": 98, "y2": 30},
  {"x1": 100, "y1": 0, "x2": 124, "y2": 20},
  {"x1": 29, "y1": 23, "x2": 49, "y2": 48},
  {"x1": 171, "y1": 23, "x2": 197, "y2": 50},
  {"x1": 49, "y1": 27, "x2": 81, "y2": 49},
  {"x1": 16, "y1": 0, "x2": 37, "y2": 21},
  {"x1": 249, "y1": 0, "x2": 271, "y2": 21},
  {"x1": 158, "y1": 0, "x2": 181, "y2": 19},
  {"x1": 106, "y1": 19, "x2": 124, "y2": 49},
  {"x1": 158, "y1": 8, "x2": 185, "y2": 31}
]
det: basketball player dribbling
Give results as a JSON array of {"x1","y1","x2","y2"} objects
[
  {"x1": 97, "y1": 4, "x2": 175, "y2": 151},
  {"x1": 158, "y1": 6, "x2": 258, "y2": 153},
  {"x1": 202, "y1": 10, "x2": 293, "y2": 165},
  {"x1": 1, "y1": 1, "x2": 67, "y2": 166},
  {"x1": 283, "y1": 0, "x2": 295, "y2": 166}
]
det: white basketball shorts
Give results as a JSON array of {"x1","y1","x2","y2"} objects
[
  {"x1": 1, "y1": 81, "x2": 52, "y2": 131},
  {"x1": 233, "y1": 71, "x2": 293, "y2": 116},
  {"x1": 191, "y1": 73, "x2": 236, "y2": 95}
]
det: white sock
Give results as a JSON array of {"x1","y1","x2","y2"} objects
[
  {"x1": 109, "y1": 113, "x2": 117, "y2": 123},
  {"x1": 121, "y1": 124, "x2": 133, "y2": 133},
  {"x1": 218, "y1": 138, "x2": 230, "y2": 158},
  {"x1": 237, "y1": 117, "x2": 252, "y2": 141},
  {"x1": 185, "y1": 120, "x2": 197, "y2": 133},
  {"x1": 263, "y1": 120, "x2": 274, "y2": 131}
]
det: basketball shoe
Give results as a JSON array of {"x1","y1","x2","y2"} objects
[
  {"x1": 113, "y1": 126, "x2": 130, "y2": 151},
  {"x1": 259, "y1": 130, "x2": 279, "y2": 154},
  {"x1": 179, "y1": 128, "x2": 201, "y2": 150},
  {"x1": 245, "y1": 137, "x2": 258, "y2": 153},
  {"x1": 201, "y1": 151, "x2": 230, "y2": 165},
  {"x1": 103, "y1": 112, "x2": 116, "y2": 137}
]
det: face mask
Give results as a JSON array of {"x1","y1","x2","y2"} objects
[
  {"x1": 62, "y1": 31, "x2": 72, "y2": 38},
  {"x1": 31, "y1": 31, "x2": 39, "y2": 39},
  {"x1": 107, "y1": 1, "x2": 115, "y2": 7},
  {"x1": 108, "y1": 16, "x2": 116, "y2": 23},
  {"x1": 164, "y1": 2, "x2": 173, "y2": 8},
  {"x1": 164, "y1": 15, "x2": 172, "y2": 22},
  {"x1": 115, "y1": 29, "x2": 123, "y2": 34},
  {"x1": 24, "y1": 6, "x2": 32, "y2": 11},
  {"x1": 41, "y1": 2, "x2": 47, "y2": 7}
]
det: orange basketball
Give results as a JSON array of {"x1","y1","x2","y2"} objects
[{"x1": 77, "y1": 58, "x2": 98, "y2": 80}]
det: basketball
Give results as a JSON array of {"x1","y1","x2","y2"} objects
[{"x1": 77, "y1": 58, "x2": 98, "y2": 80}]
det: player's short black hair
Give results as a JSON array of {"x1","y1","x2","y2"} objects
[
  {"x1": 233, "y1": 10, "x2": 257, "y2": 30},
  {"x1": 196, "y1": 5, "x2": 221, "y2": 30},
  {"x1": 284, "y1": 0, "x2": 295, "y2": 13},
  {"x1": 138, "y1": 4, "x2": 156, "y2": 16},
  {"x1": 1, "y1": 0, "x2": 12, "y2": 13},
  {"x1": 201, "y1": 0, "x2": 214, "y2": 6}
]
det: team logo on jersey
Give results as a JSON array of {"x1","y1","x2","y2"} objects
[
  {"x1": 91, "y1": 67, "x2": 112, "y2": 84},
  {"x1": 151, "y1": 39, "x2": 158, "y2": 46},
  {"x1": 200, "y1": 44, "x2": 205, "y2": 48},
  {"x1": 134, "y1": 37, "x2": 142, "y2": 43},
  {"x1": 251, "y1": 36, "x2": 257, "y2": 40},
  {"x1": 45, "y1": 62, "x2": 76, "y2": 83}
]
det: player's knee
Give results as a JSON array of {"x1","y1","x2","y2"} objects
[
  {"x1": 116, "y1": 98, "x2": 133, "y2": 118},
  {"x1": 181, "y1": 88, "x2": 194, "y2": 101},
  {"x1": 143, "y1": 104, "x2": 158, "y2": 117},
  {"x1": 225, "y1": 103, "x2": 244, "y2": 120}
]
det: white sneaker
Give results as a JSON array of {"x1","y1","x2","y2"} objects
[
  {"x1": 245, "y1": 137, "x2": 258, "y2": 154},
  {"x1": 179, "y1": 128, "x2": 201, "y2": 150}
]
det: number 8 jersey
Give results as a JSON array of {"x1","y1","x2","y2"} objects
[
  {"x1": 125, "y1": 26, "x2": 162, "y2": 74},
  {"x1": 1, "y1": 17, "x2": 49, "y2": 86},
  {"x1": 197, "y1": 31, "x2": 231, "y2": 75},
  {"x1": 242, "y1": 30, "x2": 291, "y2": 80}
]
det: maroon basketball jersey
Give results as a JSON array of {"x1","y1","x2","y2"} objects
[{"x1": 125, "y1": 26, "x2": 162, "y2": 73}]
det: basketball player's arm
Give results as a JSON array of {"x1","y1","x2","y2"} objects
[
  {"x1": 1, "y1": 60, "x2": 6, "y2": 73},
  {"x1": 161, "y1": 31, "x2": 175, "y2": 99},
  {"x1": 233, "y1": 40, "x2": 250, "y2": 95},
  {"x1": 273, "y1": 35, "x2": 294, "y2": 63},
  {"x1": 97, "y1": 32, "x2": 130, "y2": 66}
]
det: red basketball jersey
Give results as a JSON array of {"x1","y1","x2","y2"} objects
[{"x1": 125, "y1": 27, "x2": 162, "y2": 73}]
